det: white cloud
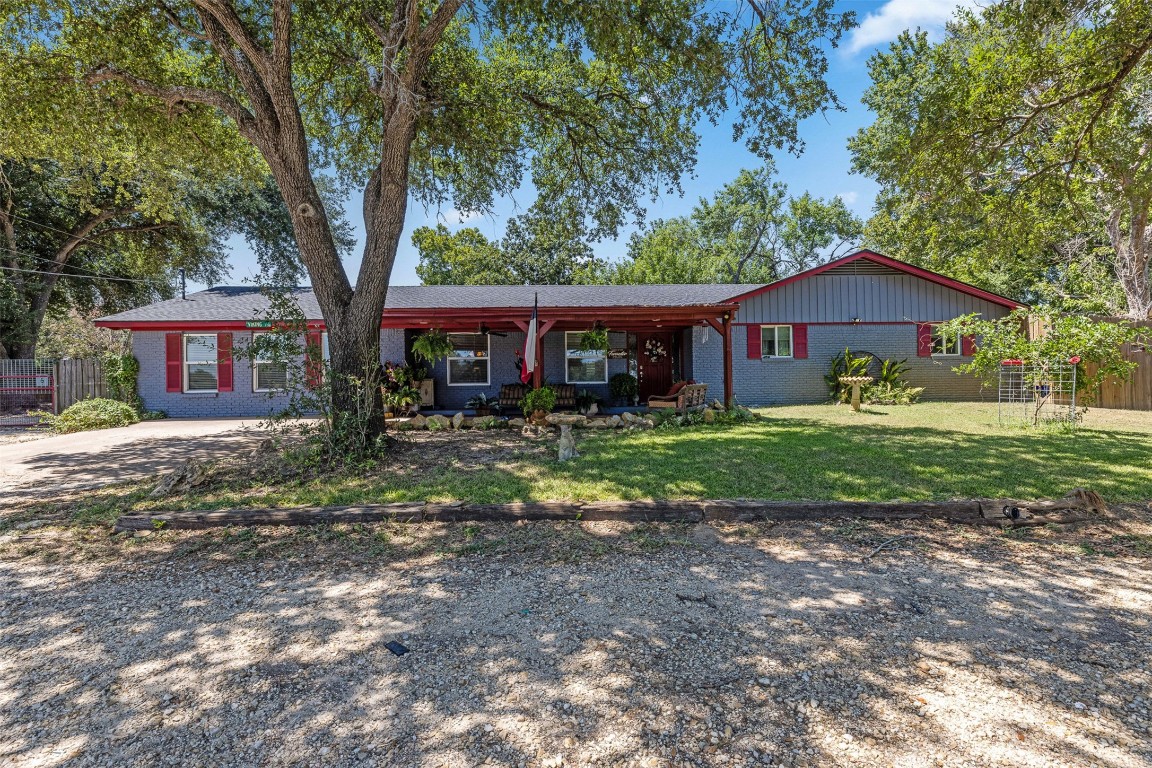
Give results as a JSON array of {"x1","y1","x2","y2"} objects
[
  {"x1": 838, "y1": 191, "x2": 859, "y2": 205},
  {"x1": 847, "y1": 0, "x2": 978, "y2": 55},
  {"x1": 439, "y1": 208, "x2": 482, "y2": 225}
]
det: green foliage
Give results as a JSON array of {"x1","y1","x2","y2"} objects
[
  {"x1": 577, "y1": 327, "x2": 608, "y2": 352},
  {"x1": 411, "y1": 330, "x2": 454, "y2": 364},
  {"x1": 473, "y1": 415, "x2": 503, "y2": 430},
  {"x1": 609, "y1": 373, "x2": 639, "y2": 401},
  {"x1": 877, "y1": 358, "x2": 909, "y2": 387},
  {"x1": 519, "y1": 385, "x2": 557, "y2": 415},
  {"x1": 102, "y1": 353, "x2": 142, "y2": 412},
  {"x1": 466, "y1": 393, "x2": 499, "y2": 413},
  {"x1": 609, "y1": 164, "x2": 863, "y2": 284},
  {"x1": 850, "y1": 2, "x2": 1152, "y2": 318},
  {"x1": 825, "y1": 348, "x2": 872, "y2": 401},
  {"x1": 574, "y1": 389, "x2": 600, "y2": 413},
  {"x1": 861, "y1": 382, "x2": 924, "y2": 405},
  {"x1": 36, "y1": 397, "x2": 139, "y2": 434},
  {"x1": 936, "y1": 310, "x2": 1146, "y2": 400}
]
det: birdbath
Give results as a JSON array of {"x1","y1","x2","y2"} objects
[{"x1": 839, "y1": 375, "x2": 874, "y2": 412}]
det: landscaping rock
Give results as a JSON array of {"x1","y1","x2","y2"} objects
[
  {"x1": 620, "y1": 411, "x2": 637, "y2": 423},
  {"x1": 409, "y1": 414, "x2": 428, "y2": 429},
  {"x1": 586, "y1": 419, "x2": 611, "y2": 429},
  {"x1": 638, "y1": 418, "x2": 655, "y2": 429},
  {"x1": 546, "y1": 414, "x2": 587, "y2": 428},
  {"x1": 508, "y1": 418, "x2": 526, "y2": 428},
  {"x1": 609, "y1": 415, "x2": 623, "y2": 427},
  {"x1": 451, "y1": 412, "x2": 465, "y2": 430},
  {"x1": 711, "y1": 398, "x2": 725, "y2": 410},
  {"x1": 150, "y1": 459, "x2": 209, "y2": 499},
  {"x1": 426, "y1": 414, "x2": 451, "y2": 431},
  {"x1": 586, "y1": 403, "x2": 599, "y2": 416},
  {"x1": 557, "y1": 425, "x2": 579, "y2": 461}
]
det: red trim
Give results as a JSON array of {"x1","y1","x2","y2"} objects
[
  {"x1": 793, "y1": 324, "x2": 808, "y2": 359},
  {"x1": 722, "y1": 250, "x2": 1023, "y2": 310},
  {"x1": 746, "y1": 325, "x2": 762, "y2": 359},
  {"x1": 961, "y1": 334, "x2": 976, "y2": 356},
  {"x1": 305, "y1": 330, "x2": 323, "y2": 389},
  {"x1": 216, "y1": 333, "x2": 233, "y2": 392},
  {"x1": 916, "y1": 323, "x2": 933, "y2": 357},
  {"x1": 165, "y1": 333, "x2": 182, "y2": 392},
  {"x1": 95, "y1": 320, "x2": 327, "y2": 331},
  {"x1": 732, "y1": 320, "x2": 919, "y2": 326}
]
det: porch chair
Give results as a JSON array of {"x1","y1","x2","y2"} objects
[{"x1": 647, "y1": 382, "x2": 709, "y2": 413}]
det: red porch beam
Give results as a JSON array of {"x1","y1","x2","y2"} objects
[
  {"x1": 722, "y1": 313, "x2": 733, "y2": 407},
  {"x1": 533, "y1": 319, "x2": 556, "y2": 388}
]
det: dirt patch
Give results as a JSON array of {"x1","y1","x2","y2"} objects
[{"x1": 2, "y1": 516, "x2": 1150, "y2": 767}]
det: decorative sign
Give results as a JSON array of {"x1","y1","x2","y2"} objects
[
  {"x1": 608, "y1": 348, "x2": 629, "y2": 359},
  {"x1": 34, "y1": 376, "x2": 50, "y2": 388},
  {"x1": 246, "y1": 320, "x2": 274, "y2": 328}
]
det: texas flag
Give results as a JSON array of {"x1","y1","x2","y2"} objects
[{"x1": 520, "y1": 294, "x2": 538, "y2": 384}]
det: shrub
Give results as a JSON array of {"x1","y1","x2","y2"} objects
[
  {"x1": 37, "y1": 398, "x2": 140, "y2": 433},
  {"x1": 861, "y1": 382, "x2": 924, "y2": 405},
  {"x1": 519, "y1": 385, "x2": 557, "y2": 414},
  {"x1": 825, "y1": 348, "x2": 872, "y2": 401},
  {"x1": 609, "y1": 373, "x2": 638, "y2": 401},
  {"x1": 103, "y1": 354, "x2": 142, "y2": 411}
]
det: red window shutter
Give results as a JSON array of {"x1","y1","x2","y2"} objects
[
  {"x1": 961, "y1": 334, "x2": 976, "y2": 356},
  {"x1": 916, "y1": 323, "x2": 933, "y2": 357},
  {"x1": 216, "y1": 332, "x2": 233, "y2": 392},
  {"x1": 792, "y1": 324, "x2": 808, "y2": 359},
  {"x1": 746, "y1": 325, "x2": 762, "y2": 359},
  {"x1": 305, "y1": 330, "x2": 323, "y2": 389},
  {"x1": 165, "y1": 333, "x2": 182, "y2": 393}
]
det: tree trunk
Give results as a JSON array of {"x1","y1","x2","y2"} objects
[{"x1": 1105, "y1": 202, "x2": 1152, "y2": 320}]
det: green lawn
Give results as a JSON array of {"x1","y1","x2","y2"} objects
[{"x1": 91, "y1": 402, "x2": 1152, "y2": 517}]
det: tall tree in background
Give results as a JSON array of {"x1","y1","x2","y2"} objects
[
  {"x1": 612, "y1": 165, "x2": 862, "y2": 284},
  {"x1": 850, "y1": 1, "x2": 1152, "y2": 318},
  {"x1": 11, "y1": 0, "x2": 856, "y2": 438},
  {"x1": 414, "y1": 203, "x2": 605, "y2": 285}
]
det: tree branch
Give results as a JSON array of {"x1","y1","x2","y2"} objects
[{"x1": 85, "y1": 66, "x2": 257, "y2": 135}]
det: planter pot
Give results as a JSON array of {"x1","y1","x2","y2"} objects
[
  {"x1": 475, "y1": 406, "x2": 492, "y2": 417},
  {"x1": 530, "y1": 409, "x2": 550, "y2": 425}
]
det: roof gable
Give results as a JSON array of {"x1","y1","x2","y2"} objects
[{"x1": 722, "y1": 250, "x2": 1023, "y2": 310}]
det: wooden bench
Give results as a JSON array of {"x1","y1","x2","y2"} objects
[
  {"x1": 647, "y1": 383, "x2": 709, "y2": 413},
  {"x1": 498, "y1": 383, "x2": 577, "y2": 412}
]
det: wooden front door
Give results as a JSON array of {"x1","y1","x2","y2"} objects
[{"x1": 637, "y1": 331, "x2": 674, "y2": 402}]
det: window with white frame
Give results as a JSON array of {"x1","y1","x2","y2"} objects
[
  {"x1": 251, "y1": 332, "x2": 289, "y2": 392},
  {"x1": 184, "y1": 334, "x2": 218, "y2": 392},
  {"x1": 760, "y1": 325, "x2": 793, "y2": 358},
  {"x1": 446, "y1": 333, "x2": 489, "y2": 385},
  {"x1": 931, "y1": 325, "x2": 961, "y2": 356},
  {"x1": 565, "y1": 331, "x2": 608, "y2": 384}
]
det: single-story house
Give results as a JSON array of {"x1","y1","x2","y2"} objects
[{"x1": 95, "y1": 250, "x2": 1022, "y2": 417}]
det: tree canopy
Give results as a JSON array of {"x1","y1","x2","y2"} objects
[
  {"x1": 849, "y1": 1, "x2": 1152, "y2": 317},
  {"x1": 609, "y1": 165, "x2": 862, "y2": 284}
]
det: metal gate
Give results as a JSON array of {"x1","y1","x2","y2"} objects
[{"x1": 0, "y1": 359, "x2": 56, "y2": 426}]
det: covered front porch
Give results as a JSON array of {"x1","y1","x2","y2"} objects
[{"x1": 381, "y1": 300, "x2": 737, "y2": 412}]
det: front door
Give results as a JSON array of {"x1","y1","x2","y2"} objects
[{"x1": 637, "y1": 331, "x2": 674, "y2": 402}]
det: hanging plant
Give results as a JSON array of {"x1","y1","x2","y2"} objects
[
  {"x1": 578, "y1": 326, "x2": 609, "y2": 352},
  {"x1": 411, "y1": 329, "x2": 454, "y2": 364}
]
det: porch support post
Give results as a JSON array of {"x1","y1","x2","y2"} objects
[
  {"x1": 722, "y1": 313, "x2": 733, "y2": 407},
  {"x1": 534, "y1": 319, "x2": 556, "y2": 388}
]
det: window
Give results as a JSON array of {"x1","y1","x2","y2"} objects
[
  {"x1": 565, "y1": 331, "x2": 608, "y2": 384},
  {"x1": 446, "y1": 333, "x2": 489, "y2": 385},
  {"x1": 184, "y1": 334, "x2": 218, "y2": 392},
  {"x1": 251, "y1": 332, "x2": 288, "y2": 392},
  {"x1": 760, "y1": 325, "x2": 793, "y2": 358},
  {"x1": 931, "y1": 325, "x2": 961, "y2": 356}
]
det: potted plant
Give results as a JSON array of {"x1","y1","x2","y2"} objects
[
  {"x1": 609, "y1": 373, "x2": 638, "y2": 407},
  {"x1": 412, "y1": 329, "x2": 454, "y2": 364},
  {"x1": 574, "y1": 388, "x2": 600, "y2": 415},
  {"x1": 385, "y1": 384, "x2": 422, "y2": 416},
  {"x1": 519, "y1": 385, "x2": 557, "y2": 425},
  {"x1": 578, "y1": 325, "x2": 609, "y2": 352},
  {"x1": 467, "y1": 392, "x2": 497, "y2": 417}
]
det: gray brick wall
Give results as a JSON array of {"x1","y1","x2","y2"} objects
[
  {"x1": 691, "y1": 324, "x2": 991, "y2": 405},
  {"x1": 133, "y1": 331, "x2": 298, "y2": 418}
]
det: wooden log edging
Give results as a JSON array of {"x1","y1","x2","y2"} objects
[{"x1": 112, "y1": 489, "x2": 1107, "y2": 532}]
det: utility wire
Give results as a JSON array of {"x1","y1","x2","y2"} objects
[
  {"x1": 0, "y1": 245, "x2": 165, "y2": 286},
  {"x1": 0, "y1": 264, "x2": 164, "y2": 285},
  {"x1": 6, "y1": 211, "x2": 157, "y2": 261}
]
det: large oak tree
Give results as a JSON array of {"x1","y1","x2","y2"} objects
[{"x1": 11, "y1": 0, "x2": 855, "y2": 435}]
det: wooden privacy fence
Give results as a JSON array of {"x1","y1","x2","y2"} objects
[
  {"x1": 0, "y1": 358, "x2": 107, "y2": 425},
  {"x1": 1083, "y1": 319, "x2": 1152, "y2": 411}
]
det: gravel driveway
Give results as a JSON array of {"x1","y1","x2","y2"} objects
[
  {"x1": 2, "y1": 519, "x2": 1149, "y2": 768},
  {"x1": 0, "y1": 419, "x2": 267, "y2": 500}
]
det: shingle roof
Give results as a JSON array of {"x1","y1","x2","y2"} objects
[{"x1": 97, "y1": 283, "x2": 752, "y2": 323}]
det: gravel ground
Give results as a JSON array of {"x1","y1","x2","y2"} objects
[{"x1": 2, "y1": 517, "x2": 1151, "y2": 768}]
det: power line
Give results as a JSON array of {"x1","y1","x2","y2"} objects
[
  {"x1": 0, "y1": 264, "x2": 163, "y2": 285},
  {"x1": 6, "y1": 211, "x2": 146, "y2": 260},
  {"x1": 0, "y1": 245, "x2": 165, "y2": 286}
]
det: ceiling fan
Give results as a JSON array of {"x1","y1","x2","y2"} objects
[{"x1": 478, "y1": 323, "x2": 508, "y2": 337}]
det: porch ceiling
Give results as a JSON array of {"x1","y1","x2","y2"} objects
[{"x1": 380, "y1": 304, "x2": 737, "y2": 332}]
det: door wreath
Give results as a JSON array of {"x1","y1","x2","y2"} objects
[{"x1": 644, "y1": 337, "x2": 667, "y2": 362}]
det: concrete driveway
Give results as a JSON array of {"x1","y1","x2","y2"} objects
[{"x1": 0, "y1": 419, "x2": 268, "y2": 501}]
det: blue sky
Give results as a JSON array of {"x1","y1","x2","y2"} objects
[{"x1": 200, "y1": 0, "x2": 972, "y2": 292}]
